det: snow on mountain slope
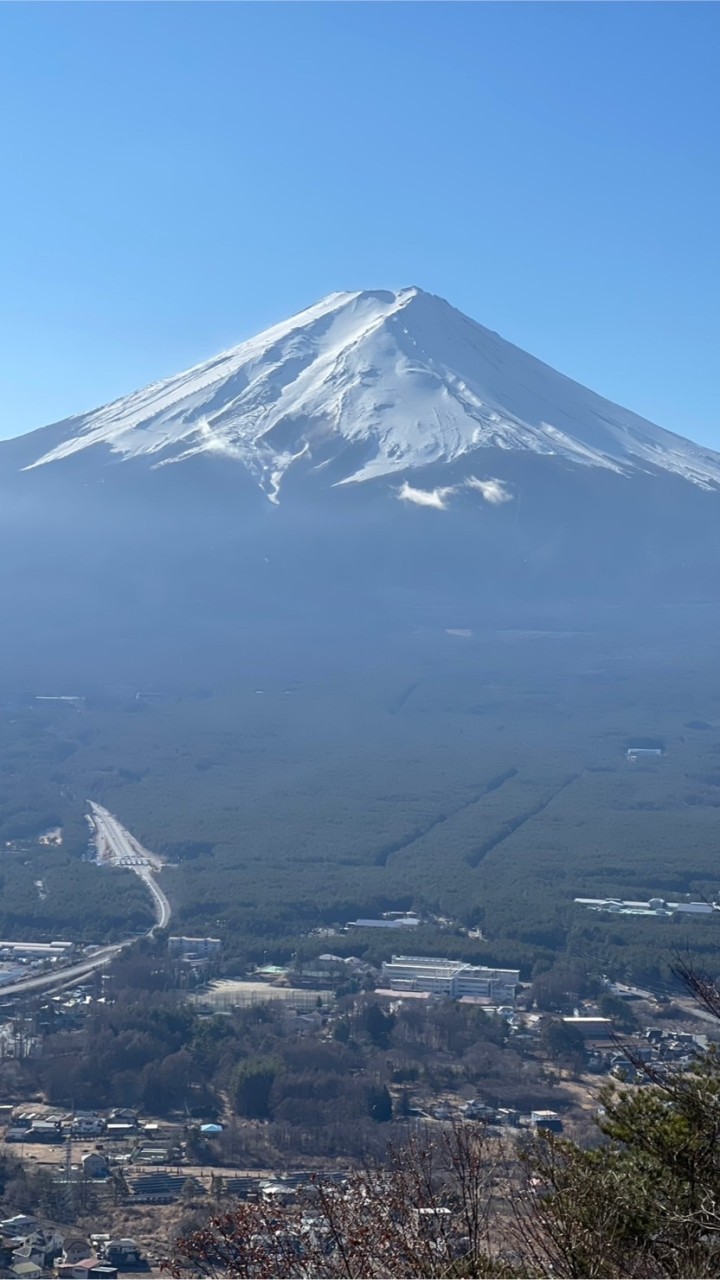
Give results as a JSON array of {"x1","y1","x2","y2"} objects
[{"x1": 23, "y1": 287, "x2": 720, "y2": 501}]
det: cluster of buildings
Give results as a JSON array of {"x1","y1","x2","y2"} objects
[
  {"x1": 379, "y1": 955, "x2": 519, "y2": 1004},
  {"x1": 0, "y1": 941, "x2": 76, "y2": 989},
  {"x1": 584, "y1": 1025, "x2": 709, "y2": 1083},
  {"x1": 289, "y1": 953, "x2": 373, "y2": 989},
  {"x1": 167, "y1": 935, "x2": 222, "y2": 984},
  {"x1": 528, "y1": 995, "x2": 713, "y2": 1085},
  {"x1": 574, "y1": 896, "x2": 718, "y2": 919},
  {"x1": 3, "y1": 1107, "x2": 160, "y2": 1150},
  {"x1": 0, "y1": 1219, "x2": 146, "y2": 1280},
  {"x1": 428, "y1": 1098, "x2": 562, "y2": 1132},
  {"x1": 254, "y1": 950, "x2": 521, "y2": 1006}
]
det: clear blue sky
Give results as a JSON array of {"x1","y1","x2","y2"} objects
[{"x1": 1, "y1": 2, "x2": 718, "y2": 445}]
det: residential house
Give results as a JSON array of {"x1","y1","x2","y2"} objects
[
  {"x1": 61, "y1": 1238, "x2": 92, "y2": 1266},
  {"x1": 0, "y1": 1234, "x2": 22, "y2": 1271},
  {"x1": 10, "y1": 1261, "x2": 43, "y2": 1280},
  {"x1": 105, "y1": 1122, "x2": 135, "y2": 1140},
  {"x1": 13, "y1": 1229, "x2": 64, "y2": 1272},
  {"x1": 460, "y1": 1100, "x2": 496, "y2": 1121},
  {"x1": 0, "y1": 1217, "x2": 38, "y2": 1236},
  {"x1": 69, "y1": 1112, "x2": 105, "y2": 1138},
  {"x1": 101, "y1": 1239, "x2": 146, "y2": 1270},
  {"x1": 11, "y1": 1245, "x2": 46, "y2": 1275},
  {"x1": 260, "y1": 1181, "x2": 297, "y2": 1206},
  {"x1": 108, "y1": 1108, "x2": 138, "y2": 1125},
  {"x1": 531, "y1": 1110, "x2": 563, "y2": 1134},
  {"x1": 26, "y1": 1120, "x2": 63, "y2": 1143},
  {"x1": 57, "y1": 1259, "x2": 118, "y2": 1280}
]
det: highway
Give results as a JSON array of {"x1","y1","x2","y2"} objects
[
  {"x1": 0, "y1": 807, "x2": 171, "y2": 1001},
  {"x1": 89, "y1": 802, "x2": 171, "y2": 929},
  {"x1": 0, "y1": 943, "x2": 126, "y2": 999}
]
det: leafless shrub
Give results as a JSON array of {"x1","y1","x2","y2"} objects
[{"x1": 168, "y1": 1120, "x2": 512, "y2": 1277}]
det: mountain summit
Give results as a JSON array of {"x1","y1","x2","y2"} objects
[{"x1": 18, "y1": 287, "x2": 720, "y2": 502}]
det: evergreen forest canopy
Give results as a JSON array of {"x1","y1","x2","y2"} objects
[{"x1": 1, "y1": 605, "x2": 720, "y2": 986}]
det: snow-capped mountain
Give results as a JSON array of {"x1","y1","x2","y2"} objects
[
  {"x1": 2, "y1": 287, "x2": 720, "y2": 686},
  {"x1": 16, "y1": 287, "x2": 720, "y2": 502}
]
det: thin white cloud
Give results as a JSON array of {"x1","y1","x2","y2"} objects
[
  {"x1": 398, "y1": 481, "x2": 454, "y2": 509},
  {"x1": 465, "y1": 476, "x2": 513, "y2": 504},
  {"x1": 397, "y1": 475, "x2": 513, "y2": 510}
]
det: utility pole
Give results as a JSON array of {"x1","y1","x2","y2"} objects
[
  {"x1": 64, "y1": 1136, "x2": 74, "y2": 1218},
  {"x1": 64, "y1": 1100, "x2": 75, "y2": 1221}
]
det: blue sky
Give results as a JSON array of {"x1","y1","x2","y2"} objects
[{"x1": 1, "y1": 2, "x2": 718, "y2": 445}]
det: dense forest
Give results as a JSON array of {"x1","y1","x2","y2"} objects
[{"x1": 1, "y1": 614, "x2": 720, "y2": 981}]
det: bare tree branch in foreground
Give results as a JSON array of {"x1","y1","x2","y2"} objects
[{"x1": 168, "y1": 1121, "x2": 514, "y2": 1278}]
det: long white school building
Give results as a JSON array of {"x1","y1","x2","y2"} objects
[{"x1": 381, "y1": 955, "x2": 519, "y2": 1003}]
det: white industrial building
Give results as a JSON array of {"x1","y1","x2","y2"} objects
[
  {"x1": 0, "y1": 941, "x2": 74, "y2": 958},
  {"x1": 168, "y1": 936, "x2": 222, "y2": 958},
  {"x1": 346, "y1": 917, "x2": 419, "y2": 930},
  {"x1": 380, "y1": 955, "x2": 519, "y2": 1003},
  {"x1": 574, "y1": 897, "x2": 717, "y2": 919}
]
